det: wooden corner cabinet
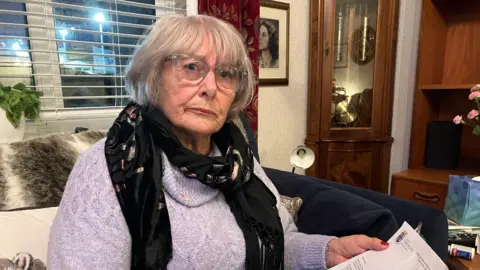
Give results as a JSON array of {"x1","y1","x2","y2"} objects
[
  {"x1": 391, "y1": 0, "x2": 480, "y2": 209},
  {"x1": 305, "y1": 0, "x2": 399, "y2": 193}
]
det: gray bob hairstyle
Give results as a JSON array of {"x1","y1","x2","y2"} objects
[{"x1": 124, "y1": 14, "x2": 256, "y2": 120}]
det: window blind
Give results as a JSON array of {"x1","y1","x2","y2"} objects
[{"x1": 0, "y1": 0, "x2": 187, "y2": 116}]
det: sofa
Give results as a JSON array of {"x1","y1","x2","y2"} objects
[{"x1": 0, "y1": 115, "x2": 448, "y2": 269}]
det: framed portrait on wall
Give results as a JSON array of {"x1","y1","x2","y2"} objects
[{"x1": 258, "y1": 0, "x2": 289, "y2": 86}]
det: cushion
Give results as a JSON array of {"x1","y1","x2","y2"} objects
[
  {"x1": 0, "y1": 207, "x2": 57, "y2": 264},
  {"x1": 280, "y1": 195, "x2": 303, "y2": 223}
]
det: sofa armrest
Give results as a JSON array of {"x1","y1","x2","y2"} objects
[{"x1": 264, "y1": 167, "x2": 448, "y2": 261}]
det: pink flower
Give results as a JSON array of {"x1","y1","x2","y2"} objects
[
  {"x1": 469, "y1": 91, "x2": 480, "y2": 100},
  {"x1": 471, "y1": 84, "x2": 480, "y2": 92},
  {"x1": 468, "y1": 110, "x2": 479, "y2": 119},
  {"x1": 453, "y1": 115, "x2": 463, "y2": 125}
]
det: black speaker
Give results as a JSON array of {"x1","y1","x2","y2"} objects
[{"x1": 425, "y1": 121, "x2": 462, "y2": 169}]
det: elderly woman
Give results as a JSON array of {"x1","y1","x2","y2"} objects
[{"x1": 47, "y1": 14, "x2": 389, "y2": 270}]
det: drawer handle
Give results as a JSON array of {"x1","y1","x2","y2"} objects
[{"x1": 413, "y1": 192, "x2": 440, "y2": 203}]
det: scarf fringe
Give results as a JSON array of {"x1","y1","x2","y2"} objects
[{"x1": 260, "y1": 242, "x2": 284, "y2": 270}]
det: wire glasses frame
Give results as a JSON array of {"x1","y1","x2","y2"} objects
[{"x1": 164, "y1": 54, "x2": 247, "y2": 92}]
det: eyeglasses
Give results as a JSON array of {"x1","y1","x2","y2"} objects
[{"x1": 164, "y1": 54, "x2": 247, "y2": 92}]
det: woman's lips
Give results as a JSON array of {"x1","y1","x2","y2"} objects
[{"x1": 188, "y1": 108, "x2": 217, "y2": 117}]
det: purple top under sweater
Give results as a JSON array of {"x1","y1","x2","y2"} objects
[{"x1": 47, "y1": 139, "x2": 334, "y2": 269}]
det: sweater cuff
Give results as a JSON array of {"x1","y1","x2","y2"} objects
[{"x1": 293, "y1": 235, "x2": 337, "y2": 270}]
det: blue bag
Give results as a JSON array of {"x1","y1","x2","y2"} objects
[{"x1": 444, "y1": 175, "x2": 480, "y2": 226}]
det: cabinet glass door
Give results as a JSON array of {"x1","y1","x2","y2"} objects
[{"x1": 331, "y1": 0, "x2": 378, "y2": 128}]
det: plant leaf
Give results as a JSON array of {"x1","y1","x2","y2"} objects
[
  {"x1": 1, "y1": 83, "x2": 41, "y2": 124},
  {"x1": 7, "y1": 92, "x2": 21, "y2": 107},
  {"x1": 12, "y1": 83, "x2": 26, "y2": 91},
  {"x1": 23, "y1": 90, "x2": 36, "y2": 95},
  {"x1": 473, "y1": 125, "x2": 480, "y2": 136},
  {"x1": 6, "y1": 110, "x2": 21, "y2": 128},
  {"x1": 24, "y1": 107, "x2": 36, "y2": 120}
]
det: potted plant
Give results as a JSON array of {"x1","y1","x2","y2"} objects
[
  {"x1": 0, "y1": 82, "x2": 42, "y2": 143},
  {"x1": 453, "y1": 84, "x2": 480, "y2": 136}
]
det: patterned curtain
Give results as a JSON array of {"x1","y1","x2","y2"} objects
[{"x1": 198, "y1": 0, "x2": 260, "y2": 135}]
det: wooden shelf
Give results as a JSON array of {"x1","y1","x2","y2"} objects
[
  {"x1": 421, "y1": 84, "x2": 475, "y2": 91},
  {"x1": 393, "y1": 167, "x2": 480, "y2": 186}
]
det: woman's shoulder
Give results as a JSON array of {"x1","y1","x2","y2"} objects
[
  {"x1": 78, "y1": 137, "x2": 107, "y2": 161},
  {"x1": 49, "y1": 137, "x2": 130, "y2": 268},
  {"x1": 252, "y1": 158, "x2": 280, "y2": 199},
  {"x1": 59, "y1": 137, "x2": 124, "y2": 224},
  {"x1": 64, "y1": 138, "x2": 112, "y2": 197},
  {"x1": 72, "y1": 138, "x2": 108, "y2": 172}
]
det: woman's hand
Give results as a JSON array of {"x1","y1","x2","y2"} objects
[{"x1": 326, "y1": 235, "x2": 389, "y2": 268}]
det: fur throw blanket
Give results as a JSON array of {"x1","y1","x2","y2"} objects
[
  {"x1": 0, "y1": 253, "x2": 46, "y2": 270},
  {"x1": 0, "y1": 131, "x2": 106, "y2": 210}
]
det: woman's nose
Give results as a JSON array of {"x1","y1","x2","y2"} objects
[{"x1": 200, "y1": 70, "x2": 218, "y2": 97}]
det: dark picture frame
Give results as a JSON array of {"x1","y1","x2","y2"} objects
[{"x1": 259, "y1": 0, "x2": 290, "y2": 86}]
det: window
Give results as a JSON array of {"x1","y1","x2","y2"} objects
[
  {"x1": 0, "y1": 2, "x2": 33, "y2": 87},
  {"x1": 0, "y1": 0, "x2": 191, "y2": 119}
]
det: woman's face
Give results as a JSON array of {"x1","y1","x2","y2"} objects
[
  {"x1": 259, "y1": 25, "x2": 269, "y2": 51},
  {"x1": 157, "y1": 39, "x2": 236, "y2": 137}
]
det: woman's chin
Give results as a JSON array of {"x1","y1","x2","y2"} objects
[{"x1": 181, "y1": 118, "x2": 223, "y2": 136}]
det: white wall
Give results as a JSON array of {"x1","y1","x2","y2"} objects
[
  {"x1": 388, "y1": 0, "x2": 422, "y2": 191},
  {"x1": 257, "y1": 0, "x2": 310, "y2": 173}
]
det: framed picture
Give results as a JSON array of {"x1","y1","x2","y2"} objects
[{"x1": 259, "y1": 0, "x2": 289, "y2": 86}]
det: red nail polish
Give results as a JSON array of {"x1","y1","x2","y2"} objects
[{"x1": 381, "y1": 241, "x2": 390, "y2": 246}]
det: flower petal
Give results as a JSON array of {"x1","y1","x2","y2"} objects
[
  {"x1": 471, "y1": 84, "x2": 480, "y2": 92},
  {"x1": 453, "y1": 115, "x2": 463, "y2": 125}
]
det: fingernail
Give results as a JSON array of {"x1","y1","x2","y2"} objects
[{"x1": 381, "y1": 241, "x2": 389, "y2": 246}]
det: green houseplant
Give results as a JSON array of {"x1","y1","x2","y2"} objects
[{"x1": 0, "y1": 82, "x2": 42, "y2": 128}]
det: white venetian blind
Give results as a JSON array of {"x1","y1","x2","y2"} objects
[{"x1": 0, "y1": 0, "x2": 187, "y2": 115}]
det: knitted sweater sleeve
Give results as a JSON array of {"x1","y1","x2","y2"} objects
[
  {"x1": 47, "y1": 141, "x2": 131, "y2": 270},
  {"x1": 253, "y1": 159, "x2": 336, "y2": 270}
]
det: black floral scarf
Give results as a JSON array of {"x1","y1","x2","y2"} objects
[{"x1": 104, "y1": 103, "x2": 284, "y2": 269}]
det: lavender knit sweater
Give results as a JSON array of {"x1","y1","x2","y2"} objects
[{"x1": 47, "y1": 139, "x2": 334, "y2": 269}]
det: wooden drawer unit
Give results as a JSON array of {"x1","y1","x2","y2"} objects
[
  {"x1": 391, "y1": 176, "x2": 447, "y2": 209},
  {"x1": 392, "y1": 167, "x2": 480, "y2": 210}
]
